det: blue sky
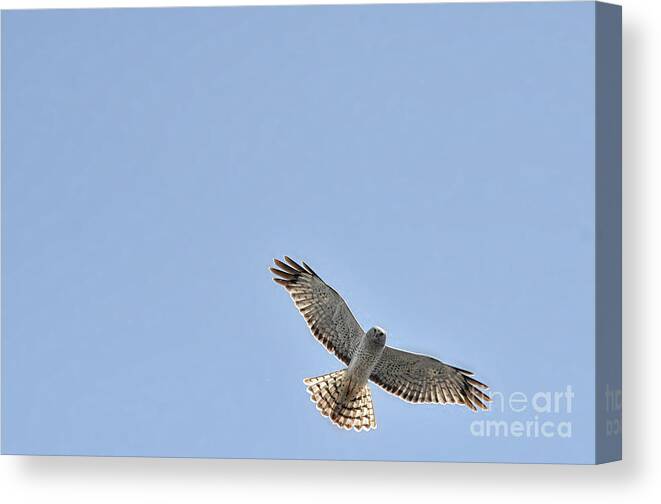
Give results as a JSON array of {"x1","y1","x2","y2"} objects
[{"x1": 2, "y1": 3, "x2": 596, "y2": 463}]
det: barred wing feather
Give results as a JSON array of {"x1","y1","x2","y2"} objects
[
  {"x1": 270, "y1": 256, "x2": 364, "y2": 365},
  {"x1": 370, "y1": 346, "x2": 491, "y2": 411}
]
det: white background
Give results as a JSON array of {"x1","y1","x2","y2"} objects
[{"x1": 0, "y1": 0, "x2": 658, "y2": 502}]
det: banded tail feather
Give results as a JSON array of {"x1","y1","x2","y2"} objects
[{"x1": 304, "y1": 370, "x2": 377, "y2": 432}]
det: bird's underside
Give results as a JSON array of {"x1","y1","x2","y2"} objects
[{"x1": 271, "y1": 256, "x2": 491, "y2": 432}]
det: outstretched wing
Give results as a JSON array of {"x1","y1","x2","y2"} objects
[
  {"x1": 370, "y1": 346, "x2": 491, "y2": 411},
  {"x1": 271, "y1": 256, "x2": 364, "y2": 365}
]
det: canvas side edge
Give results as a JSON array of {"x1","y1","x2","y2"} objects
[{"x1": 594, "y1": 1, "x2": 622, "y2": 464}]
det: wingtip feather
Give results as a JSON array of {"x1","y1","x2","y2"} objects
[{"x1": 283, "y1": 256, "x2": 304, "y2": 271}]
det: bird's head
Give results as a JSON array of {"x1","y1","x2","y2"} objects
[{"x1": 366, "y1": 326, "x2": 387, "y2": 347}]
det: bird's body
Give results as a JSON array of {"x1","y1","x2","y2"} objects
[
  {"x1": 271, "y1": 256, "x2": 491, "y2": 431},
  {"x1": 346, "y1": 328, "x2": 386, "y2": 394},
  {"x1": 327, "y1": 328, "x2": 385, "y2": 422}
]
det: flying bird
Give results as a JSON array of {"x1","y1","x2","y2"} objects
[{"x1": 271, "y1": 256, "x2": 491, "y2": 432}]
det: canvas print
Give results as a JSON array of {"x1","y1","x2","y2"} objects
[{"x1": 1, "y1": 1, "x2": 621, "y2": 464}]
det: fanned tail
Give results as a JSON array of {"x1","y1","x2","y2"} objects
[{"x1": 304, "y1": 370, "x2": 376, "y2": 432}]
